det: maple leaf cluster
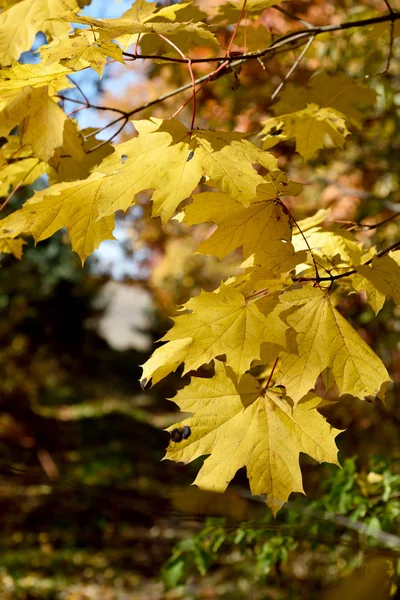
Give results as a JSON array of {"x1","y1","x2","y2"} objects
[{"x1": 0, "y1": 0, "x2": 399, "y2": 513}]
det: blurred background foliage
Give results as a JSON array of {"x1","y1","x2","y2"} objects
[{"x1": 1, "y1": 0, "x2": 400, "y2": 598}]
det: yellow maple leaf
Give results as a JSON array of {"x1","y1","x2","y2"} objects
[
  {"x1": 0, "y1": 62, "x2": 72, "y2": 92},
  {"x1": 0, "y1": 115, "x2": 272, "y2": 258},
  {"x1": 292, "y1": 225, "x2": 362, "y2": 269},
  {"x1": 0, "y1": 86, "x2": 67, "y2": 161},
  {"x1": 351, "y1": 273, "x2": 386, "y2": 315},
  {"x1": 0, "y1": 174, "x2": 114, "y2": 263},
  {"x1": 184, "y1": 191, "x2": 291, "y2": 260},
  {"x1": 355, "y1": 252, "x2": 400, "y2": 310},
  {"x1": 260, "y1": 104, "x2": 350, "y2": 160},
  {"x1": 277, "y1": 286, "x2": 390, "y2": 403},
  {"x1": 41, "y1": 32, "x2": 124, "y2": 77},
  {"x1": 0, "y1": 0, "x2": 78, "y2": 65},
  {"x1": 96, "y1": 118, "x2": 277, "y2": 222},
  {"x1": 48, "y1": 120, "x2": 115, "y2": 183},
  {"x1": 237, "y1": 244, "x2": 307, "y2": 293},
  {"x1": 140, "y1": 338, "x2": 193, "y2": 388},
  {"x1": 96, "y1": 119, "x2": 204, "y2": 223},
  {"x1": 161, "y1": 284, "x2": 288, "y2": 375},
  {"x1": 0, "y1": 237, "x2": 26, "y2": 259},
  {"x1": 194, "y1": 130, "x2": 277, "y2": 204},
  {"x1": 165, "y1": 363, "x2": 341, "y2": 515},
  {"x1": 272, "y1": 72, "x2": 377, "y2": 127},
  {"x1": 0, "y1": 137, "x2": 47, "y2": 196},
  {"x1": 65, "y1": 13, "x2": 216, "y2": 48}
]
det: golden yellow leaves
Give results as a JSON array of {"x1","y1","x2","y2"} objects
[
  {"x1": 65, "y1": 4, "x2": 217, "y2": 54},
  {"x1": 98, "y1": 119, "x2": 278, "y2": 223},
  {"x1": 277, "y1": 287, "x2": 390, "y2": 403},
  {"x1": 183, "y1": 192, "x2": 291, "y2": 260},
  {"x1": 166, "y1": 363, "x2": 341, "y2": 515},
  {"x1": 261, "y1": 104, "x2": 350, "y2": 160},
  {"x1": 355, "y1": 252, "x2": 400, "y2": 311},
  {"x1": 41, "y1": 33, "x2": 124, "y2": 77},
  {"x1": 260, "y1": 73, "x2": 377, "y2": 160},
  {"x1": 0, "y1": 237, "x2": 26, "y2": 259},
  {"x1": 0, "y1": 0, "x2": 79, "y2": 65},
  {"x1": 0, "y1": 117, "x2": 280, "y2": 260},
  {"x1": 160, "y1": 284, "x2": 288, "y2": 375},
  {"x1": 272, "y1": 72, "x2": 377, "y2": 128},
  {"x1": 0, "y1": 86, "x2": 67, "y2": 161},
  {"x1": 0, "y1": 175, "x2": 115, "y2": 263}
]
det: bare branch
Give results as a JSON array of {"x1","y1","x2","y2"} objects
[
  {"x1": 226, "y1": 0, "x2": 248, "y2": 56},
  {"x1": 84, "y1": 10, "x2": 400, "y2": 142},
  {"x1": 295, "y1": 241, "x2": 400, "y2": 284},
  {"x1": 158, "y1": 34, "x2": 197, "y2": 130},
  {"x1": 271, "y1": 34, "x2": 315, "y2": 100},
  {"x1": 86, "y1": 118, "x2": 129, "y2": 154}
]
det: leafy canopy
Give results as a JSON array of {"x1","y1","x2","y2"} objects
[{"x1": 0, "y1": 0, "x2": 399, "y2": 514}]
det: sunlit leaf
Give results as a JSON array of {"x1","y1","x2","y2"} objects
[{"x1": 166, "y1": 363, "x2": 341, "y2": 515}]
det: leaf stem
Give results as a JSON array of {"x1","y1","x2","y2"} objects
[
  {"x1": 279, "y1": 200, "x2": 320, "y2": 280},
  {"x1": 0, "y1": 160, "x2": 39, "y2": 211},
  {"x1": 295, "y1": 240, "x2": 400, "y2": 283},
  {"x1": 271, "y1": 34, "x2": 315, "y2": 100},
  {"x1": 264, "y1": 357, "x2": 279, "y2": 391},
  {"x1": 226, "y1": 0, "x2": 248, "y2": 57},
  {"x1": 158, "y1": 34, "x2": 197, "y2": 130},
  {"x1": 84, "y1": 10, "x2": 400, "y2": 141}
]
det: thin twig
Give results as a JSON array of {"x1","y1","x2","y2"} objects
[
  {"x1": 296, "y1": 240, "x2": 400, "y2": 283},
  {"x1": 120, "y1": 11, "x2": 400, "y2": 66},
  {"x1": 279, "y1": 201, "x2": 320, "y2": 279},
  {"x1": 67, "y1": 76, "x2": 90, "y2": 105},
  {"x1": 57, "y1": 93, "x2": 129, "y2": 115},
  {"x1": 0, "y1": 160, "x2": 39, "y2": 211},
  {"x1": 271, "y1": 34, "x2": 315, "y2": 100},
  {"x1": 244, "y1": 287, "x2": 269, "y2": 302},
  {"x1": 86, "y1": 117, "x2": 129, "y2": 154},
  {"x1": 263, "y1": 357, "x2": 279, "y2": 391},
  {"x1": 84, "y1": 11, "x2": 400, "y2": 142},
  {"x1": 226, "y1": 0, "x2": 248, "y2": 57},
  {"x1": 361, "y1": 212, "x2": 400, "y2": 230},
  {"x1": 67, "y1": 105, "x2": 87, "y2": 117},
  {"x1": 87, "y1": 42, "x2": 306, "y2": 141},
  {"x1": 383, "y1": 0, "x2": 395, "y2": 14},
  {"x1": 381, "y1": 18, "x2": 395, "y2": 75},
  {"x1": 158, "y1": 34, "x2": 197, "y2": 130},
  {"x1": 171, "y1": 59, "x2": 230, "y2": 120}
]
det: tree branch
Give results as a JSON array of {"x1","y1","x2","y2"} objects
[
  {"x1": 271, "y1": 34, "x2": 315, "y2": 100},
  {"x1": 295, "y1": 241, "x2": 400, "y2": 284},
  {"x1": 121, "y1": 11, "x2": 400, "y2": 66},
  {"x1": 86, "y1": 10, "x2": 400, "y2": 140}
]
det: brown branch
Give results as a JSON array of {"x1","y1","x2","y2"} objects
[
  {"x1": 85, "y1": 40, "x2": 306, "y2": 141},
  {"x1": 86, "y1": 117, "x2": 129, "y2": 154},
  {"x1": 271, "y1": 34, "x2": 315, "y2": 100},
  {"x1": 295, "y1": 240, "x2": 400, "y2": 284},
  {"x1": 121, "y1": 10, "x2": 400, "y2": 66},
  {"x1": 67, "y1": 76, "x2": 90, "y2": 105},
  {"x1": 158, "y1": 34, "x2": 197, "y2": 130},
  {"x1": 56, "y1": 93, "x2": 129, "y2": 116},
  {"x1": 84, "y1": 10, "x2": 400, "y2": 141},
  {"x1": 226, "y1": 0, "x2": 248, "y2": 57},
  {"x1": 279, "y1": 200, "x2": 320, "y2": 279}
]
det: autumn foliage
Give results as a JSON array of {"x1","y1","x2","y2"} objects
[{"x1": 0, "y1": 0, "x2": 399, "y2": 515}]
